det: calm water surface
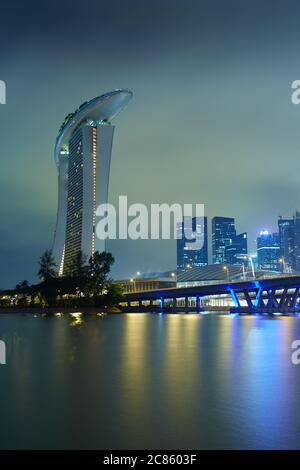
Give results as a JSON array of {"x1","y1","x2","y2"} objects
[{"x1": 0, "y1": 312, "x2": 300, "y2": 449}]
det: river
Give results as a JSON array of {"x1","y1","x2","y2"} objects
[{"x1": 0, "y1": 312, "x2": 300, "y2": 449}]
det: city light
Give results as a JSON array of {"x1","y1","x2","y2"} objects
[{"x1": 3, "y1": 0, "x2": 300, "y2": 457}]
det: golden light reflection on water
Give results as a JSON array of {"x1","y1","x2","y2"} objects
[
  {"x1": 162, "y1": 315, "x2": 201, "y2": 426},
  {"x1": 121, "y1": 314, "x2": 149, "y2": 418},
  {"x1": 216, "y1": 315, "x2": 233, "y2": 370},
  {"x1": 69, "y1": 312, "x2": 83, "y2": 326},
  {"x1": 120, "y1": 313, "x2": 204, "y2": 434}
]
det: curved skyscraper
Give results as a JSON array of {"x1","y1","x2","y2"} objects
[{"x1": 52, "y1": 89, "x2": 132, "y2": 275}]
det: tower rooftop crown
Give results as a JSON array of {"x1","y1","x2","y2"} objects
[{"x1": 55, "y1": 89, "x2": 133, "y2": 166}]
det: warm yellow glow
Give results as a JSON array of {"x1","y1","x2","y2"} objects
[
  {"x1": 69, "y1": 312, "x2": 83, "y2": 326},
  {"x1": 70, "y1": 312, "x2": 82, "y2": 318},
  {"x1": 92, "y1": 127, "x2": 97, "y2": 257},
  {"x1": 59, "y1": 245, "x2": 65, "y2": 276}
]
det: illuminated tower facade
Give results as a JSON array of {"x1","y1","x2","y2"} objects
[
  {"x1": 52, "y1": 90, "x2": 132, "y2": 275},
  {"x1": 212, "y1": 216, "x2": 236, "y2": 264},
  {"x1": 256, "y1": 231, "x2": 280, "y2": 271},
  {"x1": 177, "y1": 216, "x2": 208, "y2": 271}
]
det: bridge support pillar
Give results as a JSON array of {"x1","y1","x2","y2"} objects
[
  {"x1": 229, "y1": 289, "x2": 240, "y2": 309},
  {"x1": 243, "y1": 289, "x2": 253, "y2": 309},
  {"x1": 291, "y1": 288, "x2": 299, "y2": 308},
  {"x1": 173, "y1": 298, "x2": 177, "y2": 308},
  {"x1": 196, "y1": 296, "x2": 201, "y2": 311},
  {"x1": 279, "y1": 288, "x2": 288, "y2": 310},
  {"x1": 253, "y1": 287, "x2": 263, "y2": 308},
  {"x1": 266, "y1": 288, "x2": 279, "y2": 309}
]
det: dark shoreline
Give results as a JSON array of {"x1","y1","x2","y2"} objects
[
  {"x1": 0, "y1": 306, "x2": 122, "y2": 314},
  {"x1": 0, "y1": 306, "x2": 232, "y2": 315}
]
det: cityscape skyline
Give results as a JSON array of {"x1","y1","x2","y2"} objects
[
  {"x1": 3, "y1": 0, "x2": 300, "y2": 456},
  {"x1": 177, "y1": 211, "x2": 300, "y2": 275},
  {"x1": 1, "y1": 0, "x2": 300, "y2": 288}
]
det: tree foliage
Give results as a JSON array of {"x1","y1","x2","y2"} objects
[
  {"x1": 38, "y1": 250, "x2": 57, "y2": 281},
  {"x1": 32, "y1": 249, "x2": 119, "y2": 308}
]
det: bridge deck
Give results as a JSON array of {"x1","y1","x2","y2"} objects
[{"x1": 121, "y1": 274, "x2": 300, "y2": 314}]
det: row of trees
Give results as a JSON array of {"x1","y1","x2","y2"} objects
[{"x1": 2, "y1": 250, "x2": 123, "y2": 309}]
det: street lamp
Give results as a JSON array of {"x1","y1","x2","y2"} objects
[
  {"x1": 248, "y1": 256, "x2": 255, "y2": 278},
  {"x1": 238, "y1": 254, "x2": 255, "y2": 278},
  {"x1": 223, "y1": 265, "x2": 230, "y2": 282},
  {"x1": 130, "y1": 278, "x2": 136, "y2": 292},
  {"x1": 279, "y1": 257, "x2": 287, "y2": 273},
  {"x1": 241, "y1": 262, "x2": 246, "y2": 280}
]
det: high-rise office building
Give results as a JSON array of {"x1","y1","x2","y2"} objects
[
  {"x1": 278, "y1": 212, "x2": 300, "y2": 272},
  {"x1": 177, "y1": 216, "x2": 208, "y2": 271},
  {"x1": 256, "y1": 231, "x2": 280, "y2": 271},
  {"x1": 294, "y1": 212, "x2": 300, "y2": 271},
  {"x1": 52, "y1": 90, "x2": 132, "y2": 275},
  {"x1": 212, "y1": 216, "x2": 236, "y2": 264},
  {"x1": 224, "y1": 232, "x2": 248, "y2": 265},
  {"x1": 278, "y1": 216, "x2": 295, "y2": 271}
]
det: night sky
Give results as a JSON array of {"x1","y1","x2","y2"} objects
[{"x1": 1, "y1": 0, "x2": 300, "y2": 288}]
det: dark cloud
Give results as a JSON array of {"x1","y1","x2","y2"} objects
[{"x1": 1, "y1": 0, "x2": 300, "y2": 287}]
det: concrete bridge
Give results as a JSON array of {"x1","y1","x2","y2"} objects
[{"x1": 119, "y1": 274, "x2": 300, "y2": 314}]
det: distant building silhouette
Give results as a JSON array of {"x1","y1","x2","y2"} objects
[
  {"x1": 177, "y1": 216, "x2": 208, "y2": 271},
  {"x1": 212, "y1": 216, "x2": 236, "y2": 264},
  {"x1": 225, "y1": 232, "x2": 248, "y2": 265},
  {"x1": 278, "y1": 212, "x2": 300, "y2": 272},
  {"x1": 257, "y1": 231, "x2": 280, "y2": 271}
]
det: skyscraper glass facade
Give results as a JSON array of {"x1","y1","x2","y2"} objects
[
  {"x1": 278, "y1": 212, "x2": 300, "y2": 272},
  {"x1": 224, "y1": 232, "x2": 248, "y2": 265},
  {"x1": 257, "y1": 231, "x2": 280, "y2": 271},
  {"x1": 212, "y1": 216, "x2": 236, "y2": 264},
  {"x1": 52, "y1": 90, "x2": 132, "y2": 275},
  {"x1": 177, "y1": 216, "x2": 208, "y2": 271},
  {"x1": 64, "y1": 127, "x2": 84, "y2": 271}
]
